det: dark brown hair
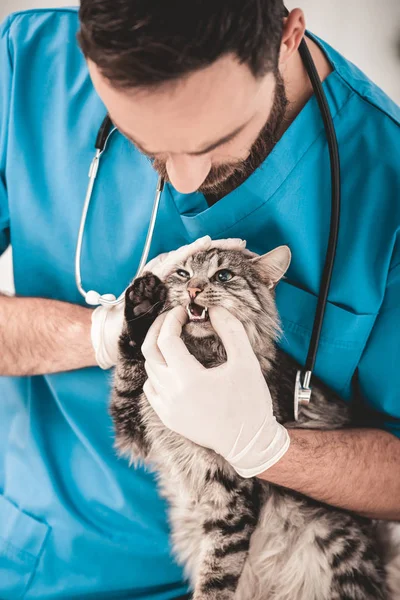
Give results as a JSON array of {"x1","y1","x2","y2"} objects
[{"x1": 78, "y1": 0, "x2": 285, "y2": 89}]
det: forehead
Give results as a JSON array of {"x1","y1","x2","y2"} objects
[
  {"x1": 183, "y1": 249, "x2": 247, "y2": 273},
  {"x1": 88, "y1": 55, "x2": 276, "y2": 155}
]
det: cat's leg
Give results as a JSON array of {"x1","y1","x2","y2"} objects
[
  {"x1": 121, "y1": 272, "x2": 168, "y2": 353},
  {"x1": 192, "y1": 476, "x2": 262, "y2": 600},
  {"x1": 110, "y1": 273, "x2": 168, "y2": 461}
]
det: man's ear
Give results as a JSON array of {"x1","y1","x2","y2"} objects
[
  {"x1": 250, "y1": 245, "x2": 291, "y2": 288},
  {"x1": 278, "y1": 8, "x2": 306, "y2": 67}
]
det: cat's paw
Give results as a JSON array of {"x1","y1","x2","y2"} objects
[
  {"x1": 126, "y1": 273, "x2": 167, "y2": 317},
  {"x1": 124, "y1": 273, "x2": 168, "y2": 343}
]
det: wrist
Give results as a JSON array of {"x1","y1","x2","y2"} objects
[
  {"x1": 228, "y1": 418, "x2": 290, "y2": 479},
  {"x1": 63, "y1": 304, "x2": 97, "y2": 369},
  {"x1": 91, "y1": 303, "x2": 125, "y2": 369},
  {"x1": 91, "y1": 306, "x2": 110, "y2": 369},
  {"x1": 78, "y1": 307, "x2": 97, "y2": 367}
]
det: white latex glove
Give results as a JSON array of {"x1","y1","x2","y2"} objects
[
  {"x1": 91, "y1": 299, "x2": 125, "y2": 370},
  {"x1": 142, "y1": 305, "x2": 290, "y2": 478},
  {"x1": 91, "y1": 236, "x2": 247, "y2": 369}
]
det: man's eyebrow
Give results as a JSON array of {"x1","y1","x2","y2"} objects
[{"x1": 111, "y1": 118, "x2": 251, "y2": 156}]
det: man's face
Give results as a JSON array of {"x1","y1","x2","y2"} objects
[{"x1": 88, "y1": 54, "x2": 285, "y2": 195}]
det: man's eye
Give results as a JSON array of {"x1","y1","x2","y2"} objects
[
  {"x1": 215, "y1": 269, "x2": 234, "y2": 282},
  {"x1": 176, "y1": 269, "x2": 190, "y2": 279}
]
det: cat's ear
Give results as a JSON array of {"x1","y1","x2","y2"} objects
[{"x1": 250, "y1": 245, "x2": 291, "y2": 288}]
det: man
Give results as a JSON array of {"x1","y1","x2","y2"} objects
[{"x1": 0, "y1": 1, "x2": 398, "y2": 598}]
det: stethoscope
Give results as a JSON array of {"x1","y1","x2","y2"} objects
[
  {"x1": 75, "y1": 118, "x2": 165, "y2": 307},
  {"x1": 75, "y1": 26, "x2": 340, "y2": 421}
]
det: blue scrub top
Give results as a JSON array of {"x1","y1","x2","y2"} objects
[{"x1": 0, "y1": 8, "x2": 399, "y2": 600}]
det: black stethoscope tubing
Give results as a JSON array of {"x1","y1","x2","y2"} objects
[{"x1": 297, "y1": 37, "x2": 341, "y2": 378}]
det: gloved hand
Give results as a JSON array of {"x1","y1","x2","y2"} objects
[
  {"x1": 142, "y1": 305, "x2": 290, "y2": 478},
  {"x1": 91, "y1": 236, "x2": 247, "y2": 369}
]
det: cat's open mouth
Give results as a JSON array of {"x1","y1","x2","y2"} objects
[{"x1": 186, "y1": 302, "x2": 209, "y2": 323}]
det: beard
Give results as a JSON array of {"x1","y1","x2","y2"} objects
[{"x1": 152, "y1": 70, "x2": 288, "y2": 203}]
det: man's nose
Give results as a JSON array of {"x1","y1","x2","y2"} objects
[
  {"x1": 187, "y1": 287, "x2": 202, "y2": 300},
  {"x1": 166, "y1": 154, "x2": 211, "y2": 194}
]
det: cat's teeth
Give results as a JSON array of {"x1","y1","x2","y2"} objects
[{"x1": 186, "y1": 304, "x2": 209, "y2": 321}]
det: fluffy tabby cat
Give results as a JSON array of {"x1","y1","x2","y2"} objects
[{"x1": 111, "y1": 245, "x2": 392, "y2": 600}]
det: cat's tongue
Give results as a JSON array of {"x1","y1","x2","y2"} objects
[
  {"x1": 187, "y1": 302, "x2": 209, "y2": 322},
  {"x1": 190, "y1": 302, "x2": 204, "y2": 317}
]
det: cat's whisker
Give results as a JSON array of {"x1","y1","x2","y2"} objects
[
  {"x1": 126, "y1": 300, "x2": 171, "y2": 323},
  {"x1": 159, "y1": 302, "x2": 174, "y2": 315}
]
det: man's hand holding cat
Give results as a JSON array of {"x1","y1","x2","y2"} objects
[
  {"x1": 91, "y1": 236, "x2": 246, "y2": 369},
  {"x1": 142, "y1": 306, "x2": 290, "y2": 477}
]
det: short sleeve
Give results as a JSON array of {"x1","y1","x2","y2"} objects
[
  {"x1": 0, "y1": 17, "x2": 12, "y2": 256},
  {"x1": 355, "y1": 261, "x2": 400, "y2": 437}
]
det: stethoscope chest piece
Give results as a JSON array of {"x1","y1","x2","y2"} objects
[
  {"x1": 85, "y1": 291, "x2": 118, "y2": 306},
  {"x1": 294, "y1": 370, "x2": 312, "y2": 421},
  {"x1": 75, "y1": 113, "x2": 165, "y2": 309}
]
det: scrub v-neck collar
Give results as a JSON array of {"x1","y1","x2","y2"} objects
[{"x1": 165, "y1": 34, "x2": 351, "y2": 240}]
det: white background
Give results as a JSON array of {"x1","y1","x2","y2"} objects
[{"x1": 0, "y1": 0, "x2": 399, "y2": 293}]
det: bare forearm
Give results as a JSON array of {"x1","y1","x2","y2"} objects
[
  {"x1": 258, "y1": 428, "x2": 400, "y2": 520},
  {"x1": 0, "y1": 295, "x2": 96, "y2": 375}
]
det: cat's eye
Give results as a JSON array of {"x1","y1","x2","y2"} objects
[
  {"x1": 176, "y1": 269, "x2": 190, "y2": 279},
  {"x1": 215, "y1": 269, "x2": 234, "y2": 282}
]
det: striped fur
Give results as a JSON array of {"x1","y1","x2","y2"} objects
[{"x1": 111, "y1": 249, "x2": 395, "y2": 599}]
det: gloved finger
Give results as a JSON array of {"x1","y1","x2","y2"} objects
[
  {"x1": 210, "y1": 238, "x2": 247, "y2": 251},
  {"x1": 157, "y1": 306, "x2": 204, "y2": 370},
  {"x1": 148, "y1": 236, "x2": 212, "y2": 280},
  {"x1": 143, "y1": 251, "x2": 169, "y2": 274},
  {"x1": 208, "y1": 306, "x2": 254, "y2": 362},
  {"x1": 141, "y1": 311, "x2": 169, "y2": 365},
  {"x1": 143, "y1": 379, "x2": 166, "y2": 419},
  {"x1": 167, "y1": 236, "x2": 212, "y2": 265},
  {"x1": 242, "y1": 248, "x2": 259, "y2": 258},
  {"x1": 144, "y1": 360, "x2": 168, "y2": 394}
]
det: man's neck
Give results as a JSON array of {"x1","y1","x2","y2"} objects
[
  {"x1": 283, "y1": 35, "x2": 333, "y2": 127},
  {"x1": 204, "y1": 36, "x2": 333, "y2": 206}
]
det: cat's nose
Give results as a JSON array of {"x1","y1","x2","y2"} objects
[{"x1": 187, "y1": 287, "x2": 202, "y2": 300}]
